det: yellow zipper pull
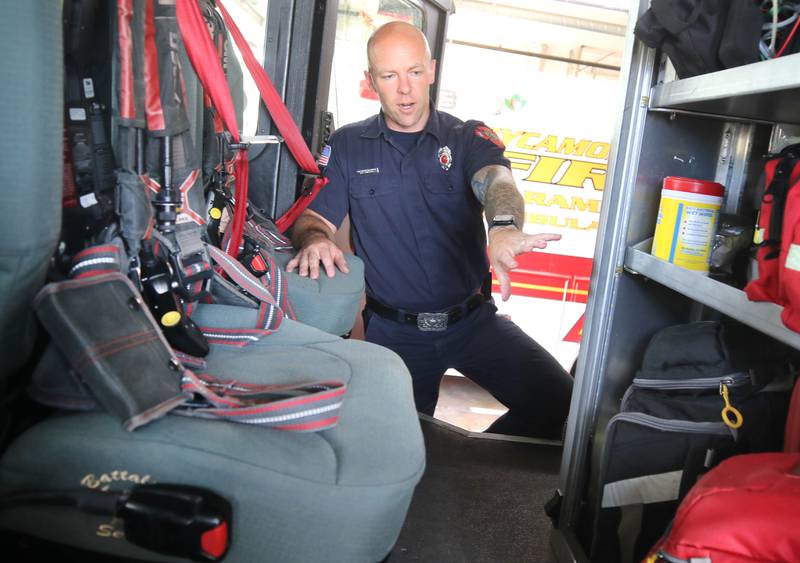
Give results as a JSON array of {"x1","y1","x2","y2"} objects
[{"x1": 720, "y1": 381, "x2": 744, "y2": 429}]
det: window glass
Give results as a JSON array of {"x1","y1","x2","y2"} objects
[
  {"x1": 224, "y1": 0, "x2": 269, "y2": 136},
  {"x1": 328, "y1": 0, "x2": 424, "y2": 128}
]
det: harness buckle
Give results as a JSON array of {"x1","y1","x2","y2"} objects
[
  {"x1": 417, "y1": 312, "x2": 449, "y2": 332},
  {"x1": 300, "y1": 171, "x2": 324, "y2": 197}
]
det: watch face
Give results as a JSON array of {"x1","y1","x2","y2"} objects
[
  {"x1": 492, "y1": 215, "x2": 515, "y2": 223},
  {"x1": 491, "y1": 215, "x2": 517, "y2": 229}
]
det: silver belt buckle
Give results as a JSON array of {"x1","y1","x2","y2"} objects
[{"x1": 417, "y1": 312, "x2": 448, "y2": 331}]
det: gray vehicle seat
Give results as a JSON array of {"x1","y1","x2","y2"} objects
[
  {"x1": 1, "y1": 309, "x2": 424, "y2": 562},
  {"x1": 0, "y1": 3, "x2": 424, "y2": 562}
]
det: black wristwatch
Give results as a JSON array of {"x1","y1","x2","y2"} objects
[{"x1": 489, "y1": 214, "x2": 518, "y2": 231}]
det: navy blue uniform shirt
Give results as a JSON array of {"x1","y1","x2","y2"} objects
[{"x1": 309, "y1": 107, "x2": 509, "y2": 312}]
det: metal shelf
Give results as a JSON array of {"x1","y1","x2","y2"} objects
[
  {"x1": 650, "y1": 54, "x2": 800, "y2": 124},
  {"x1": 624, "y1": 240, "x2": 800, "y2": 350}
]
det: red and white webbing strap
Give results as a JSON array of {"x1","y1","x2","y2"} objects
[
  {"x1": 70, "y1": 244, "x2": 126, "y2": 279},
  {"x1": 244, "y1": 219, "x2": 293, "y2": 252},
  {"x1": 218, "y1": 222, "x2": 296, "y2": 320},
  {"x1": 180, "y1": 371, "x2": 346, "y2": 431},
  {"x1": 205, "y1": 244, "x2": 284, "y2": 332},
  {"x1": 258, "y1": 248, "x2": 296, "y2": 320}
]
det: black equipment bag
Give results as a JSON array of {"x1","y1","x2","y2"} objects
[
  {"x1": 717, "y1": 0, "x2": 763, "y2": 69},
  {"x1": 634, "y1": 0, "x2": 762, "y2": 79},
  {"x1": 590, "y1": 321, "x2": 792, "y2": 563}
]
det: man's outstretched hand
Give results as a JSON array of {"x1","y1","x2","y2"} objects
[
  {"x1": 489, "y1": 228, "x2": 561, "y2": 301},
  {"x1": 285, "y1": 236, "x2": 350, "y2": 279}
]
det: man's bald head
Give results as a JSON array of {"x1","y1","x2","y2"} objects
[
  {"x1": 363, "y1": 20, "x2": 436, "y2": 132},
  {"x1": 367, "y1": 21, "x2": 431, "y2": 72}
]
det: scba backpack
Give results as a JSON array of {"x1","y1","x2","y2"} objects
[{"x1": 35, "y1": 0, "x2": 353, "y2": 433}]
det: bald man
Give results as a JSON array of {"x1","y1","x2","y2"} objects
[{"x1": 287, "y1": 21, "x2": 573, "y2": 439}]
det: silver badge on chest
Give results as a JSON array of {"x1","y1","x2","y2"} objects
[{"x1": 437, "y1": 146, "x2": 452, "y2": 171}]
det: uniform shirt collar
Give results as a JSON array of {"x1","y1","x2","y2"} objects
[{"x1": 360, "y1": 103, "x2": 443, "y2": 143}]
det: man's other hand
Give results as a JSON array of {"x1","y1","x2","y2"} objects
[
  {"x1": 488, "y1": 228, "x2": 561, "y2": 301},
  {"x1": 286, "y1": 236, "x2": 350, "y2": 279}
]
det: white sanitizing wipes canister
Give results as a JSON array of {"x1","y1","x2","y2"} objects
[{"x1": 652, "y1": 176, "x2": 725, "y2": 273}]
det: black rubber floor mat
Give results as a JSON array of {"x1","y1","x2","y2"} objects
[{"x1": 391, "y1": 419, "x2": 562, "y2": 562}]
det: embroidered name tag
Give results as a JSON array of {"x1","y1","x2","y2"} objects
[{"x1": 356, "y1": 168, "x2": 380, "y2": 175}]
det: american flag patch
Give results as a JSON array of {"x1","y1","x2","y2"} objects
[{"x1": 317, "y1": 144, "x2": 331, "y2": 167}]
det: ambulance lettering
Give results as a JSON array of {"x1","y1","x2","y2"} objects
[{"x1": 489, "y1": 128, "x2": 607, "y2": 360}]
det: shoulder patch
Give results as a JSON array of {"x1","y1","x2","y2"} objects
[{"x1": 474, "y1": 125, "x2": 505, "y2": 149}]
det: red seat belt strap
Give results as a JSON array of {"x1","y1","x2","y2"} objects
[
  {"x1": 175, "y1": 0, "x2": 248, "y2": 259},
  {"x1": 275, "y1": 175, "x2": 329, "y2": 233},
  {"x1": 216, "y1": 0, "x2": 317, "y2": 173},
  {"x1": 214, "y1": 0, "x2": 327, "y2": 233}
]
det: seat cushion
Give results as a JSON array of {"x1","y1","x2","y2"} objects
[
  {"x1": 0, "y1": 310, "x2": 424, "y2": 562},
  {"x1": 274, "y1": 251, "x2": 365, "y2": 336}
]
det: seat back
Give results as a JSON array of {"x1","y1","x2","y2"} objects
[{"x1": 0, "y1": 2, "x2": 62, "y2": 381}]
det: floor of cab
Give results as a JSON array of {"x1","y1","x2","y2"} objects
[{"x1": 392, "y1": 416, "x2": 562, "y2": 563}]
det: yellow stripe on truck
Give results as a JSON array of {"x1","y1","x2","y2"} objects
[{"x1": 492, "y1": 280, "x2": 589, "y2": 296}]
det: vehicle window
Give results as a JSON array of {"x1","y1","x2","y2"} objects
[
  {"x1": 328, "y1": 0, "x2": 425, "y2": 128},
  {"x1": 225, "y1": 0, "x2": 269, "y2": 136}
]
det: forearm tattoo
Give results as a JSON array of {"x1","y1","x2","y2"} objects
[
  {"x1": 476, "y1": 165, "x2": 524, "y2": 228},
  {"x1": 470, "y1": 168, "x2": 491, "y2": 204}
]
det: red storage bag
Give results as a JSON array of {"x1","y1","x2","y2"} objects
[
  {"x1": 645, "y1": 452, "x2": 800, "y2": 563},
  {"x1": 745, "y1": 152, "x2": 800, "y2": 302},
  {"x1": 777, "y1": 160, "x2": 800, "y2": 331},
  {"x1": 744, "y1": 158, "x2": 789, "y2": 305}
]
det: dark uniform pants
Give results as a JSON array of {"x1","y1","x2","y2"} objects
[{"x1": 364, "y1": 301, "x2": 574, "y2": 440}]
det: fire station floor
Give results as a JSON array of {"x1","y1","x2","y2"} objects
[
  {"x1": 434, "y1": 372, "x2": 509, "y2": 432},
  {"x1": 392, "y1": 375, "x2": 562, "y2": 563}
]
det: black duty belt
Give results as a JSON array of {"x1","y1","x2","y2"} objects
[{"x1": 366, "y1": 294, "x2": 485, "y2": 332}]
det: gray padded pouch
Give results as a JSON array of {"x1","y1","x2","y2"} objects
[{"x1": 33, "y1": 272, "x2": 185, "y2": 431}]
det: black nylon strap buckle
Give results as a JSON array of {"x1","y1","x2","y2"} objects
[{"x1": 765, "y1": 154, "x2": 799, "y2": 249}]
